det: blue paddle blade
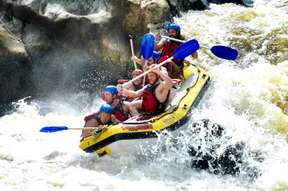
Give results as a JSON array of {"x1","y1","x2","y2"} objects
[
  {"x1": 40, "y1": 126, "x2": 68, "y2": 133},
  {"x1": 141, "y1": 33, "x2": 155, "y2": 60},
  {"x1": 173, "y1": 39, "x2": 200, "y2": 61},
  {"x1": 210, "y1": 45, "x2": 238, "y2": 60}
]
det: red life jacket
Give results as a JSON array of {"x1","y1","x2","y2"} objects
[
  {"x1": 162, "y1": 41, "x2": 181, "y2": 58},
  {"x1": 141, "y1": 82, "x2": 170, "y2": 114},
  {"x1": 161, "y1": 39, "x2": 185, "y2": 67},
  {"x1": 113, "y1": 99, "x2": 129, "y2": 122}
]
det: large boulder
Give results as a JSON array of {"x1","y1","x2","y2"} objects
[
  {"x1": 0, "y1": 24, "x2": 31, "y2": 103},
  {"x1": 168, "y1": 0, "x2": 209, "y2": 11},
  {"x1": 2, "y1": 0, "x2": 171, "y2": 59},
  {"x1": 0, "y1": 25, "x2": 27, "y2": 63},
  {"x1": 0, "y1": 0, "x2": 173, "y2": 99}
]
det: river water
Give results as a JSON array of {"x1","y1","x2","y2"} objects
[{"x1": 1, "y1": 0, "x2": 288, "y2": 190}]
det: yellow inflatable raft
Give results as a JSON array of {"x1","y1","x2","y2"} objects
[{"x1": 79, "y1": 63, "x2": 210, "y2": 156}]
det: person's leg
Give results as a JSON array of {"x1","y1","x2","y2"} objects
[{"x1": 126, "y1": 99, "x2": 142, "y2": 116}]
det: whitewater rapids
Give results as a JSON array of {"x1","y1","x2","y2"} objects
[{"x1": 1, "y1": 0, "x2": 288, "y2": 190}]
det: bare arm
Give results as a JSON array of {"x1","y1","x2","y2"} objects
[
  {"x1": 121, "y1": 85, "x2": 146, "y2": 98},
  {"x1": 153, "y1": 68, "x2": 173, "y2": 103},
  {"x1": 154, "y1": 67, "x2": 173, "y2": 89},
  {"x1": 154, "y1": 32, "x2": 163, "y2": 51},
  {"x1": 131, "y1": 56, "x2": 144, "y2": 67},
  {"x1": 155, "y1": 39, "x2": 165, "y2": 51}
]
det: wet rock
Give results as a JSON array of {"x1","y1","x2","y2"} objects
[
  {"x1": 0, "y1": 24, "x2": 27, "y2": 64},
  {"x1": 0, "y1": 0, "x2": 173, "y2": 100},
  {"x1": 168, "y1": 0, "x2": 209, "y2": 12},
  {"x1": 0, "y1": 24, "x2": 32, "y2": 103},
  {"x1": 121, "y1": 0, "x2": 170, "y2": 35},
  {"x1": 187, "y1": 119, "x2": 261, "y2": 178},
  {"x1": 2, "y1": 0, "x2": 171, "y2": 56}
]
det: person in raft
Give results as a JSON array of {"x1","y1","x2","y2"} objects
[
  {"x1": 81, "y1": 103, "x2": 117, "y2": 138},
  {"x1": 154, "y1": 23, "x2": 198, "y2": 78},
  {"x1": 100, "y1": 85, "x2": 131, "y2": 122},
  {"x1": 117, "y1": 69, "x2": 147, "y2": 102},
  {"x1": 83, "y1": 85, "x2": 131, "y2": 125},
  {"x1": 118, "y1": 64, "x2": 173, "y2": 116}
]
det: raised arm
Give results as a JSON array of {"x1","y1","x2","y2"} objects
[
  {"x1": 155, "y1": 39, "x2": 166, "y2": 51},
  {"x1": 119, "y1": 84, "x2": 145, "y2": 98},
  {"x1": 131, "y1": 56, "x2": 145, "y2": 67},
  {"x1": 154, "y1": 32, "x2": 166, "y2": 51},
  {"x1": 154, "y1": 67, "x2": 173, "y2": 89}
]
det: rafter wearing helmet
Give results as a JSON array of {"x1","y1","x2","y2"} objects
[
  {"x1": 81, "y1": 103, "x2": 118, "y2": 138},
  {"x1": 100, "y1": 85, "x2": 131, "y2": 122},
  {"x1": 154, "y1": 23, "x2": 198, "y2": 78}
]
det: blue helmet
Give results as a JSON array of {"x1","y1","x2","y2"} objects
[
  {"x1": 103, "y1": 85, "x2": 118, "y2": 96},
  {"x1": 99, "y1": 103, "x2": 113, "y2": 114},
  {"x1": 167, "y1": 23, "x2": 181, "y2": 34},
  {"x1": 152, "y1": 51, "x2": 161, "y2": 61}
]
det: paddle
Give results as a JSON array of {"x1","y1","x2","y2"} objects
[
  {"x1": 141, "y1": 33, "x2": 155, "y2": 60},
  {"x1": 129, "y1": 34, "x2": 137, "y2": 69},
  {"x1": 128, "y1": 38, "x2": 200, "y2": 84},
  {"x1": 210, "y1": 45, "x2": 238, "y2": 61},
  {"x1": 161, "y1": 35, "x2": 238, "y2": 60},
  {"x1": 140, "y1": 33, "x2": 155, "y2": 86},
  {"x1": 40, "y1": 126, "x2": 103, "y2": 133}
]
